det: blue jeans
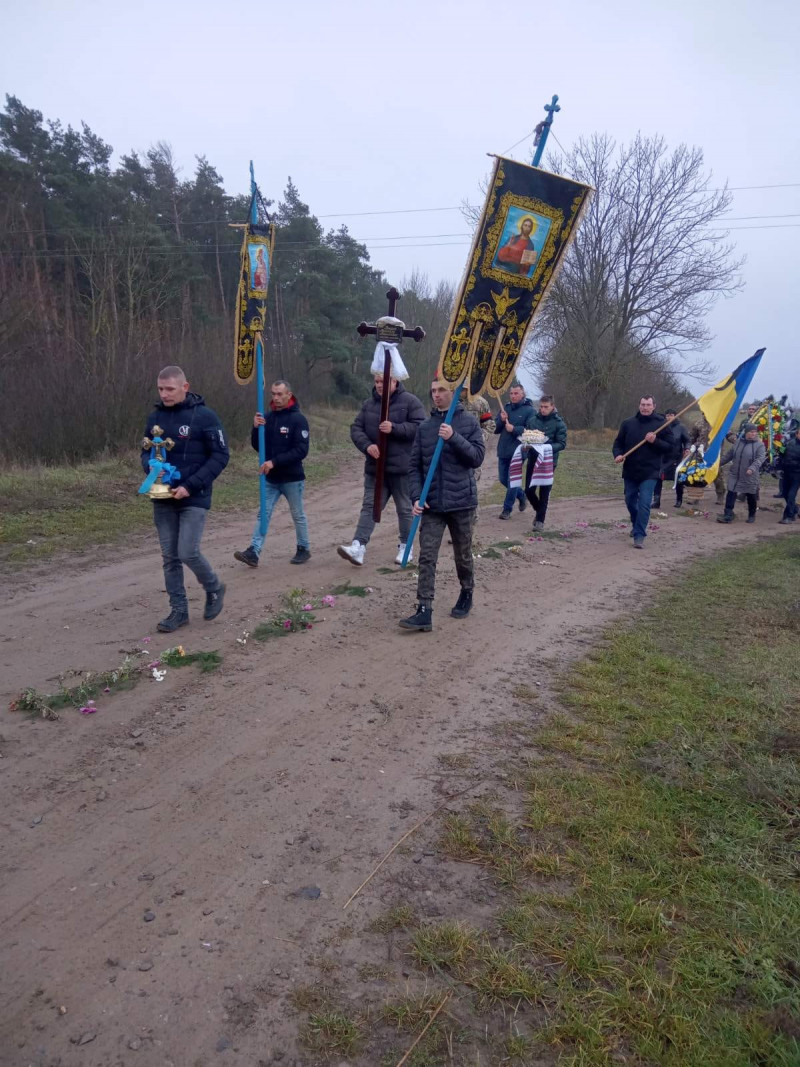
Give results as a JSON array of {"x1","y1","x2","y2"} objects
[
  {"x1": 251, "y1": 479, "x2": 310, "y2": 555},
  {"x1": 153, "y1": 503, "x2": 220, "y2": 611},
  {"x1": 624, "y1": 477, "x2": 657, "y2": 540},
  {"x1": 498, "y1": 456, "x2": 525, "y2": 512}
]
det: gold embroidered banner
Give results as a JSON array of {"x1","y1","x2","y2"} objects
[
  {"x1": 438, "y1": 156, "x2": 592, "y2": 398},
  {"x1": 233, "y1": 224, "x2": 275, "y2": 385}
]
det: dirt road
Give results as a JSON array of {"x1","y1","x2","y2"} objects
[{"x1": 0, "y1": 472, "x2": 792, "y2": 1066}]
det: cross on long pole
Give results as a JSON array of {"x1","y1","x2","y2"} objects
[
  {"x1": 531, "y1": 94, "x2": 560, "y2": 168},
  {"x1": 356, "y1": 288, "x2": 425, "y2": 522}
]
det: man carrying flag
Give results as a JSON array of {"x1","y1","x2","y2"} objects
[{"x1": 612, "y1": 396, "x2": 675, "y2": 548}]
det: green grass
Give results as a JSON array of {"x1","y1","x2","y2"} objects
[
  {"x1": 0, "y1": 409, "x2": 354, "y2": 571},
  {"x1": 346, "y1": 537, "x2": 800, "y2": 1064}
]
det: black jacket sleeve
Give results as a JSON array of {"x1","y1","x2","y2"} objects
[
  {"x1": 350, "y1": 403, "x2": 372, "y2": 454},
  {"x1": 184, "y1": 410, "x2": 230, "y2": 493},
  {"x1": 448, "y1": 417, "x2": 486, "y2": 469},
  {"x1": 612, "y1": 422, "x2": 628, "y2": 458},
  {"x1": 551, "y1": 417, "x2": 567, "y2": 456}
]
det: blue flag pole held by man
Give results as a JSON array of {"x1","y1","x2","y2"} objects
[
  {"x1": 402, "y1": 97, "x2": 592, "y2": 566},
  {"x1": 231, "y1": 162, "x2": 275, "y2": 536}
]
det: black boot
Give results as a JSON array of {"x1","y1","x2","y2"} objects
[
  {"x1": 451, "y1": 590, "x2": 473, "y2": 618},
  {"x1": 157, "y1": 607, "x2": 189, "y2": 633},
  {"x1": 746, "y1": 513, "x2": 756, "y2": 524},
  {"x1": 716, "y1": 510, "x2": 735, "y2": 524},
  {"x1": 399, "y1": 603, "x2": 433, "y2": 632},
  {"x1": 290, "y1": 546, "x2": 311, "y2": 565},
  {"x1": 234, "y1": 546, "x2": 259, "y2": 568},
  {"x1": 204, "y1": 583, "x2": 226, "y2": 621}
]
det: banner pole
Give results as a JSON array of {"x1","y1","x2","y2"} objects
[
  {"x1": 250, "y1": 161, "x2": 268, "y2": 537},
  {"x1": 531, "y1": 94, "x2": 560, "y2": 168}
]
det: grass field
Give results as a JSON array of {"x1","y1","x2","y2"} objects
[
  {"x1": 0, "y1": 408, "x2": 355, "y2": 569},
  {"x1": 294, "y1": 537, "x2": 800, "y2": 1064}
]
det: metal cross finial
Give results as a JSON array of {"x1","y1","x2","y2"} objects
[
  {"x1": 532, "y1": 94, "x2": 560, "y2": 167},
  {"x1": 356, "y1": 287, "x2": 426, "y2": 343}
]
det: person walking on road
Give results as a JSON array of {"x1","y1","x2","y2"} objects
[
  {"x1": 523, "y1": 394, "x2": 567, "y2": 531},
  {"x1": 233, "y1": 380, "x2": 311, "y2": 567},
  {"x1": 717, "y1": 424, "x2": 766, "y2": 524},
  {"x1": 612, "y1": 396, "x2": 674, "y2": 549},
  {"x1": 494, "y1": 383, "x2": 534, "y2": 519},
  {"x1": 338, "y1": 372, "x2": 425, "y2": 567},
  {"x1": 399, "y1": 378, "x2": 485, "y2": 632},
  {"x1": 141, "y1": 365, "x2": 229, "y2": 633}
]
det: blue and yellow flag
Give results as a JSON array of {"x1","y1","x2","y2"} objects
[{"x1": 697, "y1": 349, "x2": 765, "y2": 479}]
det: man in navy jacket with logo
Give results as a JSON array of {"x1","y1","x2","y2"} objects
[
  {"x1": 141, "y1": 366, "x2": 229, "y2": 633},
  {"x1": 234, "y1": 379, "x2": 311, "y2": 567}
]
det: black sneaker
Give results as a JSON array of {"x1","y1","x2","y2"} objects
[
  {"x1": 746, "y1": 515, "x2": 756, "y2": 524},
  {"x1": 518, "y1": 496, "x2": 527, "y2": 512},
  {"x1": 451, "y1": 590, "x2": 473, "y2": 618},
  {"x1": 716, "y1": 512, "x2": 735, "y2": 524},
  {"x1": 157, "y1": 608, "x2": 189, "y2": 633},
  {"x1": 204, "y1": 583, "x2": 226, "y2": 621},
  {"x1": 290, "y1": 546, "x2": 311, "y2": 565},
  {"x1": 399, "y1": 603, "x2": 433, "y2": 632},
  {"x1": 234, "y1": 546, "x2": 259, "y2": 568},
  {"x1": 498, "y1": 510, "x2": 511, "y2": 521}
]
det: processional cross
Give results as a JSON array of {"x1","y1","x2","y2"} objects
[{"x1": 356, "y1": 287, "x2": 425, "y2": 521}]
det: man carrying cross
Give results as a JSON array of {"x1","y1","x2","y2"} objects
[{"x1": 338, "y1": 370, "x2": 426, "y2": 566}]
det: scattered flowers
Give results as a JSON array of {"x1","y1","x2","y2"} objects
[
  {"x1": 322, "y1": 595, "x2": 336, "y2": 607},
  {"x1": 80, "y1": 700, "x2": 97, "y2": 715},
  {"x1": 302, "y1": 603, "x2": 313, "y2": 612},
  {"x1": 236, "y1": 630, "x2": 250, "y2": 647},
  {"x1": 283, "y1": 619, "x2": 293, "y2": 630},
  {"x1": 151, "y1": 668, "x2": 166, "y2": 682}
]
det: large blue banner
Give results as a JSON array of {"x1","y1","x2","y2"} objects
[{"x1": 439, "y1": 156, "x2": 592, "y2": 397}]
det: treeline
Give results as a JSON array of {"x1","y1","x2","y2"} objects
[
  {"x1": 0, "y1": 96, "x2": 452, "y2": 462},
  {"x1": 1, "y1": 97, "x2": 741, "y2": 463}
]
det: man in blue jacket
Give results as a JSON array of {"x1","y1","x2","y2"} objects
[
  {"x1": 234, "y1": 379, "x2": 311, "y2": 567},
  {"x1": 141, "y1": 366, "x2": 229, "y2": 633},
  {"x1": 494, "y1": 383, "x2": 535, "y2": 519},
  {"x1": 612, "y1": 396, "x2": 674, "y2": 548}
]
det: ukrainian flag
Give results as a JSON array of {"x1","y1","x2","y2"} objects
[{"x1": 697, "y1": 349, "x2": 765, "y2": 479}]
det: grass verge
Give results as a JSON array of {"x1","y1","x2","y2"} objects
[
  {"x1": 334, "y1": 537, "x2": 800, "y2": 1064},
  {"x1": 0, "y1": 408, "x2": 355, "y2": 570}
]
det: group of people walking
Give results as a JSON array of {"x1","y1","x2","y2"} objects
[{"x1": 141, "y1": 367, "x2": 798, "y2": 635}]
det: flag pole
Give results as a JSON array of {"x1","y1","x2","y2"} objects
[
  {"x1": 531, "y1": 95, "x2": 560, "y2": 168},
  {"x1": 250, "y1": 161, "x2": 268, "y2": 537}
]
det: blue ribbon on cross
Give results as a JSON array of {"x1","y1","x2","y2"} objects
[{"x1": 138, "y1": 432, "x2": 181, "y2": 495}]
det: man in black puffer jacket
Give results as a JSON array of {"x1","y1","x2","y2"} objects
[
  {"x1": 399, "y1": 378, "x2": 485, "y2": 631},
  {"x1": 494, "y1": 383, "x2": 535, "y2": 518},
  {"x1": 778, "y1": 424, "x2": 800, "y2": 524},
  {"x1": 233, "y1": 380, "x2": 311, "y2": 567},
  {"x1": 652, "y1": 408, "x2": 690, "y2": 509},
  {"x1": 141, "y1": 366, "x2": 229, "y2": 633},
  {"x1": 612, "y1": 395, "x2": 675, "y2": 548},
  {"x1": 338, "y1": 373, "x2": 426, "y2": 567}
]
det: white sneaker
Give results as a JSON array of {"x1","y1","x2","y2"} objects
[
  {"x1": 395, "y1": 543, "x2": 413, "y2": 565},
  {"x1": 337, "y1": 539, "x2": 365, "y2": 566}
]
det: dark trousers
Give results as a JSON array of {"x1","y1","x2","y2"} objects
[
  {"x1": 498, "y1": 456, "x2": 525, "y2": 511},
  {"x1": 153, "y1": 503, "x2": 220, "y2": 611},
  {"x1": 652, "y1": 473, "x2": 683, "y2": 507},
  {"x1": 782, "y1": 475, "x2": 800, "y2": 520},
  {"x1": 525, "y1": 483, "x2": 552, "y2": 522},
  {"x1": 623, "y1": 477, "x2": 657, "y2": 540},
  {"x1": 417, "y1": 509, "x2": 475, "y2": 605},
  {"x1": 354, "y1": 470, "x2": 412, "y2": 545},
  {"x1": 726, "y1": 489, "x2": 757, "y2": 517}
]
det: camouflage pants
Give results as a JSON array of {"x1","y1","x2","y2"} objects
[{"x1": 417, "y1": 509, "x2": 475, "y2": 605}]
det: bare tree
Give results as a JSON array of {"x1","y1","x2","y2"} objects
[{"x1": 524, "y1": 133, "x2": 743, "y2": 428}]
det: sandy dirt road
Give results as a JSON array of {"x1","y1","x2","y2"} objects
[{"x1": 0, "y1": 468, "x2": 793, "y2": 1066}]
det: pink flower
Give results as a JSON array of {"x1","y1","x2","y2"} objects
[
  {"x1": 283, "y1": 619, "x2": 292, "y2": 630},
  {"x1": 322, "y1": 595, "x2": 336, "y2": 607},
  {"x1": 142, "y1": 637, "x2": 151, "y2": 645},
  {"x1": 103, "y1": 687, "x2": 111, "y2": 693},
  {"x1": 304, "y1": 623, "x2": 313, "y2": 630},
  {"x1": 80, "y1": 700, "x2": 97, "y2": 715},
  {"x1": 302, "y1": 604, "x2": 313, "y2": 612}
]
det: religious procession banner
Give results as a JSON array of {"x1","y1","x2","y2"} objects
[
  {"x1": 438, "y1": 156, "x2": 592, "y2": 398},
  {"x1": 233, "y1": 223, "x2": 275, "y2": 385}
]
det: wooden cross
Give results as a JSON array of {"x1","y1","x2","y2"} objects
[{"x1": 356, "y1": 287, "x2": 425, "y2": 522}]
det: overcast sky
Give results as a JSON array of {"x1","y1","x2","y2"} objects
[{"x1": 3, "y1": 0, "x2": 798, "y2": 401}]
